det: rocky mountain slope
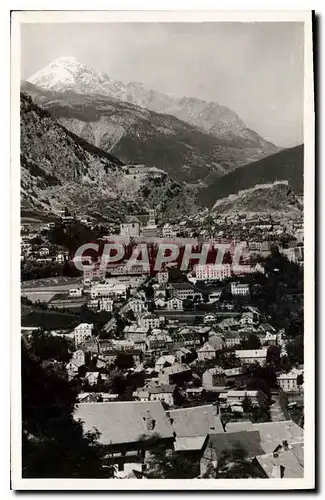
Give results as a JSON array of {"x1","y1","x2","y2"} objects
[
  {"x1": 21, "y1": 81, "x2": 277, "y2": 186},
  {"x1": 25, "y1": 57, "x2": 279, "y2": 177},
  {"x1": 212, "y1": 182, "x2": 303, "y2": 215},
  {"x1": 199, "y1": 145, "x2": 304, "y2": 208},
  {"x1": 20, "y1": 92, "x2": 200, "y2": 221}
]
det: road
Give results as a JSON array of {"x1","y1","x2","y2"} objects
[{"x1": 269, "y1": 394, "x2": 286, "y2": 422}]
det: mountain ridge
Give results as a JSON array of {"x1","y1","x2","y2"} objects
[
  {"x1": 20, "y1": 92, "x2": 200, "y2": 221},
  {"x1": 27, "y1": 57, "x2": 279, "y2": 155},
  {"x1": 22, "y1": 81, "x2": 277, "y2": 184},
  {"x1": 198, "y1": 145, "x2": 304, "y2": 208}
]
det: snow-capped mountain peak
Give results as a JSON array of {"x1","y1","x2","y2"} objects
[{"x1": 27, "y1": 57, "x2": 121, "y2": 95}]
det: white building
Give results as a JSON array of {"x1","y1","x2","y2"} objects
[
  {"x1": 157, "y1": 271, "x2": 169, "y2": 284},
  {"x1": 239, "y1": 312, "x2": 255, "y2": 326},
  {"x1": 231, "y1": 282, "x2": 250, "y2": 296},
  {"x1": 69, "y1": 287, "x2": 83, "y2": 297},
  {"x1": 235, "y1": 348, "x2": 268, "y2": 366},
  {"x1": 90, "y1": 282, "x2": 127, "y2": 299},
  {"x1": 219, "y1": 390, "x2": 260, "y2": 408},
  {"x1": 195, "y1": 264, "x2": 232, "y2": 281},
  {"x1": 129, "y1": 299, "x2": 147, "y2": 314},
  {"x1": 155, "y1": 355, "x2": 176, "y2": 373},
  {"x1": 73, "y1": 323, "x2": 94, "y2": 346},
  {"x1": 99, "y1": 298, "x2": 114, "y2": 312},
  {"x1": 55, "y1": 253, "x2": 65, "y2": 263},
  {"x1": 166, "y1": 297, "x2": 183, "y2": 311},
  {"x1": 120, "y1": 219, "x2": 140, "y2": 237},
  {"x1": 138, "y1": 313, "x2": 162, "y2": 330},
  {"x1": 197, "y1": 336, "x2": 225, "y2": 362},
  {"x1": 277, "y1": 369, "x2": 303, "y2": 393},
  {"x1": 83, "y1": 266, "x2": 106, "y2": 282},
  {"x1": 162, "y1": 224, "x2": 178, "y2": 239}
]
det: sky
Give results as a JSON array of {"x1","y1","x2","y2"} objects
[{"x1": 20, "y1": 22, "x2": 304, "y2": 147}]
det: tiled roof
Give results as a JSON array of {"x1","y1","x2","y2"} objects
[
  {"x1": 74, "y1": 401, "x2": 174, "y2": 445},
  {"x1": 168, "y1": 405, "x2": 224, "y2": 438},
  {"x1": 250, "y1": 421, "x2": 304, "y2": 454},
  {"x1": 255, "y1": 450, "x2": 303, "y2": 478},
  {"x1": 207, "y1": 430, "x2": 264, "y2": 458}
]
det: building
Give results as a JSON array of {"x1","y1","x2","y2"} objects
[
  {"x1": 85, "y1": 371, "x2": 100, "y2": 386},
  {"x1": 55, "y1": 253, "x2": 65, "y2": 263},
  {"x1": 83, "y1": 265, "x2": 106, "y2": 282},
  {"x1": 197, "y1": 336, "x2": 225, "y2": 362},
  {"x1": 200, "y1": 430, "x2": 264, "y2": 477},
  {"x1": 141, "y1": 210, "x2": 158, "y2": 238},
  {"x1": 128, "y1": 298, "x2": 147, "y2": 315},
  {"x1": 39, "y1": 247, "x2": 50, "y2": 257},
  {"x1": 124, "y1": 325, "x2": 150, "y2": 342},
  {"x1": 99, "y1": 298, "x2": 114, "y2": 312},
  {"x1": 138, "y1": 312, "x2": 162, "y2": 330},
  {"x1": 167, "y1": 405, "x2": 224, "y2": 452},
  {"x1": 133, "y1": 384, "x2": 176, "y2": 407},
  {"x1": 223, "y1": 333, "x2": 242, "y2": 349},
  {"x1": 157, "y1": 270, "x2": 169, "y2": 284},
  {"x1": 235, "y1": 348, "x2": 268, "y2": 366},
  {"x1": 239, "y1": 312, "x2": 255, "y2": 326},
  {"x1": 174, "y1": 347, "x2": 192, "y2": 364},
  {"x1": 170, "y1": 282, "x2": 202, "y2": 301},
  {"x1": 277, "y1": 369, "x2": 304, "y2": 393},
  {"x1": 231, "y1": 282, "x2": 250, "y2": 296},
  {"x1": 225, "y1": 420, "x2": 304, "y2": 455},
  {"x1": 162, "y1": 224, "x2": 178, "y2": 239},
  {"x1": 202, "y1": 367, "x2": 226, "y2": 389},
  {"x1": 120, "y1": 218, "x2": 140, "y2": 237},
  {"x1": 73, "y1": 323, "x2": 94, "y2": 346},
  {"x1": 90, "y1": 282, "x2": 127, "y2": 300},
  {"x1": 195, "y1": 264, "x2": 232, "y2": 282},
  {"x1": 219, "y1": 390, "x2": 262, "y2": 409},
  {"x1": 146, "y1": 331, "x2": 173, "y2": 352},
  {"x1": 66, "y1": 350, "x2": 86, "y2": 379},
  {"x1": 166, "y1": 297, "x2": 183, "y2": 311},
  {"x1": 69, "y1": 287, "x2": 83, "y2": 297},
  {"x1": 155, "y1": 354, "x2": 176, "y2": 373},
  {"x1": 73, "y1": 402, "x2": 174, "y2": 476},
  {"x1": 158, "y1": 363, "x2": 192, "y2": 385},
  {"x1": 253, "y1": 449, "x2": 303, "y2": 478},
  {"x1": 203, "y1": 314, "x2": 216, "y2": 324}
]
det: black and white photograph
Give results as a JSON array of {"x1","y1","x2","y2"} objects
[{"x1": 10, "y1": 9, "x2": 315, "y2": 490}]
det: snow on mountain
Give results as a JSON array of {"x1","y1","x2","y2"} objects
[
  {"x1": 28, "y1": 56, "x2": 122, "y2": 95},
  {"x1": 27, "y1": 57, "x2": 279, "y2": 153}
]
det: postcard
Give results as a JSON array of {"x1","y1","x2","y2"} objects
[{"x1": 11, "y1": 9, "x2": 315, "y2": 490}]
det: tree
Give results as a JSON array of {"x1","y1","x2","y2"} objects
[
  {"x1": 240, "y1": 334, "x2": 261, "y2": 350},
  {"x1": 28, "y1": 329, "x2": 73, "y2": 363},
  {"x1": 266, "y1": 345, "x2": 281, "y2": 366},
  {"x1": 140, "y1": 434, "x2": 199, "y2": 478},
  {"x1": 203, "y1": 444, "x2": 262, "y2": 479},
  {"x1": 114, "y1": 352, "x2": 135, "y2": 371},
  {"x1": 286, "y1": 335, "x2": 304, "y2": 365}
]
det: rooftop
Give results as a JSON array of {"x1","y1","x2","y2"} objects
[
  {"x1": 235, "y1": 348, "x2": 268, "y2": 358},
  {"x1": 160, "y1": 363, "x2": 191, "y2": 375},
  {"x1": 255, "y1": 450, "x2": 303, "y2": 478},
  {"x1": 74, "y1": 401, "x2": 174, "y2": 446},
  {"x1": 206, "y1": 430, "x2": 264, "y2": 459},
  {"x1": 168, "y1": 404, "x2": 224, "y2": 438}
]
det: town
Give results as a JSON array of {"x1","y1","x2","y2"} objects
[{"x1": 21, "y1": 205, "x2": 304, "y2": 479}]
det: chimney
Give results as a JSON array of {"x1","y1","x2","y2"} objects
[
  {"x1": 282, "y1": 440, "x2": 289, "y2": 450},
  {"x1": 143, "y1": 411, "x2": 156, "y2": 431},
  {"x1": 280, "y1": 465, "x2": 285, "y2": 478}
]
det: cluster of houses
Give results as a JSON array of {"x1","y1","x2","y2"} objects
[
  {"x1": 21, "y1": 210, "x2": 304, "y2": 480},
  {"x1": 72, "y1": 400, "x2": 304, "y2": 479}
]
